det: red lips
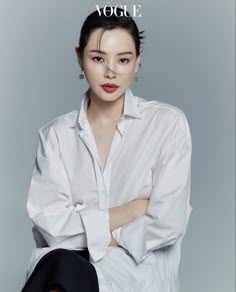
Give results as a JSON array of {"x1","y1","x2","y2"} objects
[
  {"x1": 101, "y1": 83, "x2": 119, "y2": 93},
  {"x1": 101, "y1": 83, "x2": 119, "y2": 88}
]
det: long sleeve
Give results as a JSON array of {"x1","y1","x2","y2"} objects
[
  {"x1": 113, "y1": 112, "x2": 192, "y2": 264},
  {"x1": 27, "y1": 125, "x2": 111, "y2": 262}
]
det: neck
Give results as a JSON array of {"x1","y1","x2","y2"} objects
[{"x1": 86, "y1": 90, "x2": 125, "y2": 126}]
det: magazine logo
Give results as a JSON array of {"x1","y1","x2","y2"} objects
[{"x1": 96, "y1": 5, "x2": 142, "y2": 17}]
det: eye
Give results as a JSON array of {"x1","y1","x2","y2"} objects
[
  {"x1": 119, "y1": 58, "x2": 129, "y2": 64},
  {"x1": 92, "y1": 56, "x2": 103, "y2": 63}
]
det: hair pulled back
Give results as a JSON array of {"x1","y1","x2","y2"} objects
[{"x1": 78, "y1": 7, "x2": 145, "y2": 58}]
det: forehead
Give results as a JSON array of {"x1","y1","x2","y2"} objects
[{"x1": 85, "y1": 28, "x2": 136, "y2": 52}]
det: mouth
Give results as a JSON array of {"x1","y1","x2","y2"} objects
[{"x1": 101, "y1": 83, "x2": 119, "y2": 93}]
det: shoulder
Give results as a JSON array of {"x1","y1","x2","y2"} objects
[
  {"x1": 134, "y1": 94, "x2": 192, "y2": 148},
  {"x1": 38, "y1": 109, "x2": 79, "y2": 137},
  {"x1": 36, "y1": 110, "x2": 80, "y2": 151},
  {"x1": 135, "y1": 94, "x2": 190, "y2": 128}
]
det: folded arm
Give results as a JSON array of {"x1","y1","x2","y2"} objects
[
  {"x1": 27, "y1": 125, "x2": 148, "y2": 262},
  {"x1": 112, "y1": 112, "x2": 193, "y2": 264},
  {"x1": 109, "y1": 199, "x2": 149, "y2": 246}
]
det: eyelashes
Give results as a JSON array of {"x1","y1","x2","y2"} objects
[
  {"x1": 92, "y1": 56, "x2": 130, "y2": 64},
  {"x1": 92, "y1": 56, "x2": 103, "y2": 63}
]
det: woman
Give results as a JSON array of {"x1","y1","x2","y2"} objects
[{"x1": 22, "y1": 7, "x2": 192, "y2": 292}]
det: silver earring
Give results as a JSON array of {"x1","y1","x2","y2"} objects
[{"x1": 79, "y1": 68, "x2": 84, "y2": 79}]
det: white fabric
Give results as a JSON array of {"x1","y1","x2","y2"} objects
[{"x1": 25, "y1": 87, "x2": 192, "y2": 291}]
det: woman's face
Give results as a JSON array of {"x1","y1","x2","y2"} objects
[{"x1": 76, "y1": 28, "x2": 141, "y2": 104}]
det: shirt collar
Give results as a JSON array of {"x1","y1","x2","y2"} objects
[
  {"x1": 123, "y1": 87, "x2": 141, "y2": 119},
  {"x1": 76, "y1": 87, "x2": 141, "y2": 133}
]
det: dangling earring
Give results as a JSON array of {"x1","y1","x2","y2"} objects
[
  {"x1": 133, "y1": 71, "x2": 138, "y2": 82},
  {"x1": 79, "y1": 67, "x2": 84, "y2": 79}
]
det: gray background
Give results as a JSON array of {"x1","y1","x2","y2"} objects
[{"x1": 0, "y1": 0, "x2": 235, "y2": 291}]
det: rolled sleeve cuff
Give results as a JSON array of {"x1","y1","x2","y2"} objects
[
  {"x1": 80, "y1": 205, "x2": 111, "y2": 262},
  {"x1": 111, "y1": 227, "x2": 121, "y2": 244},
  {"x1": 118, "y1": 216, "x2": 151, "y2": 264}
]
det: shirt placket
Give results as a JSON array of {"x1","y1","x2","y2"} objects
[
  {"x1": 101, "y1": 120, "x2": 126, "y2": 208},
  {"x1": 79, "y1": 119, "x2": 125, "y2": 210}
]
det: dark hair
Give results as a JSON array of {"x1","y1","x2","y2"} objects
[{"x1": 78, "y1": 7, "x2": 145, "y2": 58}]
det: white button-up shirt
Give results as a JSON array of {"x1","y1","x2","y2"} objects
[{"x1": 26, "y1": 88, "x2": 192, "y2": 292}]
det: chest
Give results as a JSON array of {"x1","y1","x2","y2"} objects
[
  {"x1": 90, "y1": 124, "x2": 117, "y2": 173},
  {"x1": 59, "y1": 118, "x2": 162, "y2": 208}
]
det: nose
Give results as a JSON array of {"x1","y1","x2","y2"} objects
[{"x1": 104, "y1": 66, "x2": 116, "y2": 79}]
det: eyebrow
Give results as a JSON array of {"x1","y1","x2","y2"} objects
[{"x1": 89, "y1": 49, "x2": 134, "y2": 56}]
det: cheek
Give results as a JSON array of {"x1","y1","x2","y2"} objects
[
  {"x1": 84, "y1": 65, "x2": 103, "y2": 80},
  {"x1": 125, "y1": 63, "x2": 137, "y2": 74},
  {"x1": 120, "y1": 67, "x2": 136, "y2": 80}
]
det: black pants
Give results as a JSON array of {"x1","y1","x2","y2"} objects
[{"x1": 21, "y1": 248, "x2": 99, "y2": 292}]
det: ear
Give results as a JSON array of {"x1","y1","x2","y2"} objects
[
  {"x1": 75, "y1": 46, "x2": 83, "y2": 67},
  {"x1": 135, "y1": 48, "x2": 143, "y2": 72}
]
